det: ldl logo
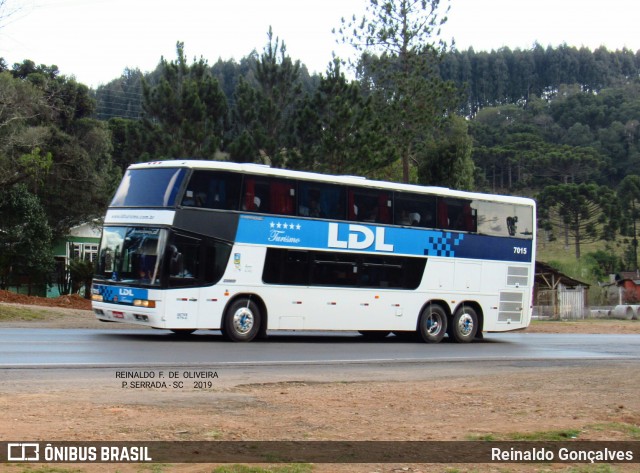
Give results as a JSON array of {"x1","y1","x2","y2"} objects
[{"x1": 8, "y1": 443, "x2": 39, "y2": 461}]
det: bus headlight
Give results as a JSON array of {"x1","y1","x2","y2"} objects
[
  {"x1": 133, "y1": 299, "x2": 156, "y2": 308},
  {"x1": 91, "y1": 294, "x2": 103, "y2": 302}
]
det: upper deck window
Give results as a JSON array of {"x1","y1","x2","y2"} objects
[
  {"x1": 111, "y1": 168, "x2": 187, "y2": 207},
  {"x1": 182, "y1": 170, "x2": 242, "y2": 210},
  {"x1": 474, "y1": 200, "x2": 534, "y2": 239}
]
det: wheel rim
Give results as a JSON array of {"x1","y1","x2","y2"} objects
[
  {"x1": 457, "y1": 312, "x2": 474, "y2": 337},
  {"x1": 233, "y1": 307, "x2": 254, "y2": 334},
  {"x1": 426, "y1": 312, "x2": 443, "y2": 336}
]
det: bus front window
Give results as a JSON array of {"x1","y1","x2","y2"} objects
[
  {"x1": 96, "y1": 227, "x2": 168, "y2": 286},
  {"x1": 110, "y1": 168, "x2": 187, "y2": 207}
]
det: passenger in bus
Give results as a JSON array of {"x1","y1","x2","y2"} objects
[
  {"x1": 308, "y1": 198, "x2": 324, "y2": 217},
  {"x1": 398, "y1": 210, "x2": 412, "y2": 225},
  {"x1": 242, "y1": 196, "x2": 262, "y2": 211},
  {"x1": 363, "y1": 206, "x2": 378, "y2": 222}
]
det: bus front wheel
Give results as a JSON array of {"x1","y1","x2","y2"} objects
[
  {"x1": 449, "y1": 305, "x2": 478, "y2": 343},
  {"x1": 418, "y1": 304, "x2": 447, "y2": 343},
  {"x1": 224, "y1": 298, "x2": 261, "y2": 342}
]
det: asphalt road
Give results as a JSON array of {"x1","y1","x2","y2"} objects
[{"x1": 1, "y1": 328, "x2": 639, "y2": 368}]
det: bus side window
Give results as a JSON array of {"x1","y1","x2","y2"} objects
[
  {"x1": 349, "y1": 189, "x2": 391, "y2": 224},
  {"x1": 437, "y1": 199, "x2": 449, "y2": 228},
  {"x1": 299, "y1": 182, "x2": 346, "y2": 220},
  {"x1": 182, "y1": 171, "x2": 242, "y2": 210},
  {"x1": 204, "y1": 172, "x2": 242, "y2": 210},
  {"x1": 463, "y1": 204, "x2": 478, "y2": 232},
  {"x1": 394, "y1": 192, "x2": 435, "y2": 228},
  {"x1": 242, "y1": 178, "x2": 262, "y2": 212},
  {"x1": 269, "y1": 179, "x2": 295, "y2": 215},
  {"x1": 441, "y1": 199, "x2": 477, "y2": 232},
  {"x1": 167, "y1": 235, "x2": 200, "y2": 286}
]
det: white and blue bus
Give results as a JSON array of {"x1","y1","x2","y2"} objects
[{"x1": 91, "y1": 160, "x2": 536, "y2": 343}]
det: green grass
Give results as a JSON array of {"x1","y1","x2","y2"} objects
[
  {"x1": 563, "y1": 466, "x2": 620, "y2": 473},
  {"x1": 213, "y1": 465, "x2": 313, "y2": 473},
  {"x1": 588, "y1": 422, "x2": 640, "y2": 439},
  {"x1": 8, "y1": 467, "x2": 83, "y2": 473},
  {"x1": 0, "y1": 305, "x2": 49, "y2": 321},
  {"x1": 468, "y1": 429, "x2": 581, "y2": 441}
]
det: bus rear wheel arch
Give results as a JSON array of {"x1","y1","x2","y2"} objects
[
  {"x1": 223, "y1": 297, "x2": 263, "y2": 342},
  {"x1": 449, "y1": 304, "x2": 480, "y2": 343}
]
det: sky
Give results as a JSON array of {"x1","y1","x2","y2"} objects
[{"x1": 0, "y1": 0, "x2": 638, "y2": 89}]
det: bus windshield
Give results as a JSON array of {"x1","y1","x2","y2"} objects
[
  {"x1": 95, "y1": 227, "x2": 168, "y2": 286},
  {"x1": 110, "y1": 168, "x2": 187, "y2": 207}
]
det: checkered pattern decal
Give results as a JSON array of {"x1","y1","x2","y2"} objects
[
  {"x1": 98, "y1": 285, "x2": 117, "y2": 302},
  {"x1": 425, "y1": 232, "x2": 464, "y2": 257},
  {"x1": 94, "y1": 284, "x2": 148, "y2": 304}
]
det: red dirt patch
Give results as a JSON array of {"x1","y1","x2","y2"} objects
[{"x1": 0, "y1": 289, "x2": 91, "y2": 310}]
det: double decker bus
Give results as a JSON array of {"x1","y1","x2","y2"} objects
[{"x1": 91, "y1": 160, "x2": 536, "y2": 343}]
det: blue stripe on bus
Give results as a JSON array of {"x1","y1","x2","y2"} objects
[
  {"x1": 235, "y1": 215, "x2": 533, "y2": 263},
  {"x1": 94, "y1": 284, "x2": 149, "y2": 304}
]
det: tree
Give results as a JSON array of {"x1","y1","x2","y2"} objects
[
  {"x1": 142, "y1": 42, "x2": 228, "y2": 160},
  {"x1": 538, "y1": 183, "x2": 619, "y2": 259},
  {"x1": 108, "y1": 117, "x2": 148, "y2": 171},
  {"x1": 417, "y1": 114, "x2": 474, "y2": 189},
  {"x1": 337, "y1": 0, "x2": 459, "y2": 183},
  {"x1": 0, "y1": 185, "x2": 53, "y2": 292},
  {"x1": 618, "y1": 174, "x2": 640, "y2": 270},
  {"x1": 0, "y1": 71, "x2": 52, "y2": 188},
  {"x1": 68, "y1": 258, "x2": 94, "y2": 299},
  {"x1": 228, "y1": 28, "x2": 303, "y2": 166},
  {"x1": 292, "y1": 58, "x2": 393, "y2": 175},
  {"x1": 1, "y1": 62, "x2": 118, "y2": 239},
  {"x1": 95, "y1": 68, "x2": 144, "y2": 121}
]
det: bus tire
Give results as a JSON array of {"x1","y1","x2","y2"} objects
[
  {"x1": 449, "y1": 305, "x2": 478, "y2": 343},
  {"x1": 418, "y1": 304, "x2": 447, "y2": 343},
  {"x1": 224, "y1": 298, "x2": 261, "y2": 342}
]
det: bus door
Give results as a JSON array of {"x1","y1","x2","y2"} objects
[
  {"x1": 164, "y1": 232, "x2": 234, "y2": 329},
  {"x1": 163, "y1": 235, "x2": 202, "y2": 329}
]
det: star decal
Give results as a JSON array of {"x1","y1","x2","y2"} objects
[{"x1": 269, "y1": 220, "x2": 302, "y2": 230}]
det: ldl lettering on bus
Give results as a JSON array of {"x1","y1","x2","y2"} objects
[{"x1": 327, "y1": 223, "x2": 394, "y2": 252}]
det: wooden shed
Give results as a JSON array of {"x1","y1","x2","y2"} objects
[{"x1": 534, "y1": 261, "x2": 591, "y2": 319}]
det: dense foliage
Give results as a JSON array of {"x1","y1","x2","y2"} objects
[{"x1": 0, "y1": 61, "x2": 119, "y2": 289}]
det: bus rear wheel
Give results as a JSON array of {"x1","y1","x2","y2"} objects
[
  {"x1": 449, "y1": 305, "x2": 478, "y2": 343},
  {"x1": 418, "y1": 304, "x2": 447, "y2": 343},
  {"x1": 224, "y1": 298, "x2": 261, "y2": 342}
]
